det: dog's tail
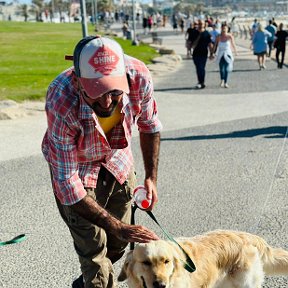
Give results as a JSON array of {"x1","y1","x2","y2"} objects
[
  {"x1": 262, "y1": 246, "x2": 288, "y2": 275},
  {"x1": 239, "y1": 232, "x2": 288, "y2": 276}
]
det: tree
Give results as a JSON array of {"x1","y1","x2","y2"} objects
[
  {"x1": 97, "y1": 0, "x2": 113, "y2": 13},
  {"x1": 183, "y1": 4, "x2": 196, "y2": 16},
  {"x1": 31, "y1": 0, "x2": 45, "y2": 21},
  {"x1": 20, "y1": 4, "x2": 29, "y2": 21},
  {"x1": 195, "y1": 2, "x2": 204, "y2": 15}
]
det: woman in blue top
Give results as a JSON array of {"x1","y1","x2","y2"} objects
[{"x1": 252, "y1": 24, "x2": 272, "y2": 70}]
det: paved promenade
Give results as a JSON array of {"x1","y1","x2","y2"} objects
[{"x1": 0, "y1": 25, "x2": 287, "y2": 287}]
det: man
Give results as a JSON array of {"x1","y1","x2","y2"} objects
[
  {"x1": 251, "y1": 19, "x2": 259, "y2": 38},
  {"x1": 42, "y1": 36, "x2": 162, "y2": 288},
  {"x1": 210, "y1": 24, "x2": 220, "y2": 45},
  {"x1": 272, "y1": 17, "x2": 278, "y2": 28},
  {"x1": 265, "y1": 20, "x2": 277, "y2": 57},
  {"x1": 191, "y1": 20, "x2": 214, "y2": 89},
  {"x1": 185, "y1": 21, "x2": 198, "y2": 58},
  {"x1": 275, "y1": 23, "x2": 288, "y2": 69}
]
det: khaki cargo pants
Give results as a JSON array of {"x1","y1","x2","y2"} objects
[{"x1": 52, "y1": 167, "x2": 136, "y2": 288}]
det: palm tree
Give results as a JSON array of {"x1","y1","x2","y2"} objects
[
  {"x1": 52, "y1": 0, "x2": 69, "y2": 22},
  {"x1": 32, "y1": 0, "x2": 45, "y2": 21},
  {"x1": 20, "y1": 4, "x2": 29, "y2": 21}
]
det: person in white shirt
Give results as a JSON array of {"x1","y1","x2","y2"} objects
[{"x1": 214, "y1": 23, "x2": 237, "y2": 88}]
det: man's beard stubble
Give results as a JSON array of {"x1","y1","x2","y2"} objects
[{"x1": 91, "y1": 100, "x2": 119, "y2": 118}]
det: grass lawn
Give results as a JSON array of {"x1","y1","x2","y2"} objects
[{"x1": 0, "y1": 22, "x2": 158, "y2": 102}]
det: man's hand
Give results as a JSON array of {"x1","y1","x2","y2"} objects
[
  {"x1": 72, "y1": 195, "x2": 159, "y2": 243},
  {"x1": 144, "y1": 178, "x2": 158, "y2": 210},
  {"x1": 140, "y1": 132, "x2": 161, "y2": 210},
  {"x1": 117, "y1": 222, "x2": 159, "y2": 243}
]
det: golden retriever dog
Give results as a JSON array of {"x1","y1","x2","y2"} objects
[{"x1": 118, "y1": 230, "x2": 288, "y2": 288}]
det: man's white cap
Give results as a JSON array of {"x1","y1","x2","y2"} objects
[{"x1": 73, "y1": 36, "x2": 129, "y2": 99}]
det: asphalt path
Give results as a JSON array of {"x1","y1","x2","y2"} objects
[{"x1": 0, "y1": 26, "x2": 287, "y2": 287}]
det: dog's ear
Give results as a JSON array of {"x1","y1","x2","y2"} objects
[
  {"x1": 169, "y1": 242, "x2": 183, "y2": 271},
  {"x1": 118, "y1": 250, "x2": 133, "y2": 282}
]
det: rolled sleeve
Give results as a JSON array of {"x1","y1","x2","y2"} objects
[
  {"x1": 136, "y1": 79, "x2": 163, "y2": 134},
  {"x1": 47, "y1": 111, "x2": 87, "y2": 205},
  {"x1": 52, "y1": 170, "x2": 87, "y2": 205}
]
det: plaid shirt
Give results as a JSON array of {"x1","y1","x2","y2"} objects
[{"x1": 42, "y1": 55, "x2": 162, "y2": 205}]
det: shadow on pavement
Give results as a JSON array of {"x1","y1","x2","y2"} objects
[
  {"x1": 161, "y1": 126, "x2": 288, "y2": 141},
  {"x1": 206, "y1": 68, "x2": 263, "y2": 73},
  {"x1": 155, "y1": 87, "x2": 196, "y2": 92},
  {"x1": 230, "y1": 68, "x2": 267, "y2": 72}
]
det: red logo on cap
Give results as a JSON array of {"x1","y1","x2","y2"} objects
[{"x1": 88, "y1": 46, "x2": 119, "y2": 75}]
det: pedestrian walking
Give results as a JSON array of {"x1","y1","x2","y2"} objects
[
  {"x1": 148, "y1": 15, "x2": 153, "y2": 32},
  {"x1": 179, "y1": 17, "x2": 185, "y2": 33},
  {"x1": 162, "y1": 14, "x2": 167, "y2": 27},
  {"x1": 272, "y1": 17, "x2": 278, "y2": 28},
  {"x1": 230, "y1": 17, "x2": 239, "y2": 38},
  {"x1": 214, "y1": 23, "x2": 237, "y2": 88},
  {"x1": 172, "y1": 13, "x2": 178, "y2": 32},
  {"x1": 251, "y1": 19, "x2": 259, "y2": 39},
  {"x1": 122, "y1": 21, "x2": 129, "y2": 38},
  {"x1": 265, "y1": 20, "x2": 277, "y2": 57},
  {"x1": 142, "y1": 13, "x2": 148, "y2": 34},
  {"x1": 252, "y1": 24, "x2": 271, "y2": 70},
  {"x1": 191, "y1": 20, "x2": 214, "y2": 89},
  {"x1": 185, "y1": 22, "x2": 198, "y2": 58},
  {"x1": 210, "y1": 24, "x2": 220, "y2": 45},
  {"x1": 42, "y1": 36, "x2": 162, "y2": 288},
  {"x1": 274, "y1": 23, "x2": 288, "y2": 69}
]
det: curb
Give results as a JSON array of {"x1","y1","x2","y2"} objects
[{"x1": 0, "y1": 100, "x2": 44, "y2": 120}]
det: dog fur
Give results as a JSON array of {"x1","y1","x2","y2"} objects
[{"x1": 118, "y1": 230, "x2": 288, "y2": 288}]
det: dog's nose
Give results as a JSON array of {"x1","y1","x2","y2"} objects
[{"x1": 153, "y1": 281, "x2": 166, "y2": 288}]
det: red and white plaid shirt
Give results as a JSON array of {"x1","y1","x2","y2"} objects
[{"x1": 42, "y1": 55, "x2": 162, "y2": 205}]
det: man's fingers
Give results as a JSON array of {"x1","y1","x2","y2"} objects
[
  {"x1": 129, "y1": 226, "x2": 159, "y2": 242},
  {"x1": 120, "y1": 224, "x2": 159, "y2": 242}
]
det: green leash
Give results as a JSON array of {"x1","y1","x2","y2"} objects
[
  {"x1": 146, "y1": 210, "x2": 196, "y2": 273},
  {"x1": 130, "y1": 205, "x2": 196, "y2": 273},
  {"x1": 0, "y1": 234, "x2": 26, "y2": 246}
]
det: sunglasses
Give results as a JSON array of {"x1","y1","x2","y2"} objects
[
  {"x1": 104, "y1": 90, "x2": 124, "y2": 97},
  {"x1": 80, "y1": 87, "x2": 123, "y2": 100}
]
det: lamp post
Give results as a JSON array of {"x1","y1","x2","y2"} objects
[
  {"x1": 131, "y1": 0, "x2": 138, "y2": 45},
  {"x1": 80, "y1": 0, "x2": 88, "y2": 37},
  {"x1": 51, "y1": 0, "x2": 55, "y2": 21},
  {"x1": 95, "y1": 0, "x2": 98, "y2": 27}
]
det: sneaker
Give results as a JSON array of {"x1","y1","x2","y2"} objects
[
  {"x1": 224, "y1": 83, "x2": 229, "y2": 88},
  {"x1": 220, "y1": 80, "x2": 225, "y2": 88},
  {"x1": 262, "y1": 64, "x2": 266, "y2": 69},
  {"x1": 199, "y1": 83, "x2": 205, "y2": 89},
  {"x1": 72, "y1": 275, "x2": 84, "y2": 288},
  {"x1": 195, "y1": 83, "x2": 202, "y2": 89}
]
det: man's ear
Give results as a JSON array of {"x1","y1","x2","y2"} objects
[{"x1": 118, "y1": 251, "x2": 133, "y2": 282}]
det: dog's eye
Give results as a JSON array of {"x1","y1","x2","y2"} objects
[
  {"x1": 142, "y1": 260, "x2": 152, "y2": 266},
  {"x1": 164, "y1": 259, "x2": 170, "y2": 264}
]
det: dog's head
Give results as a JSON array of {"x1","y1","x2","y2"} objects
[{"x1": 118, "y1": 240, "x2": 183, "y2": 288}]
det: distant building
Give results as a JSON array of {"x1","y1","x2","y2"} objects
[
  {"x1": 0, "y1": 0, "x2": 22, "y2": 21},
  {"x1": 204, "y1": 0, "x2": 287, "y2": 13}
]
